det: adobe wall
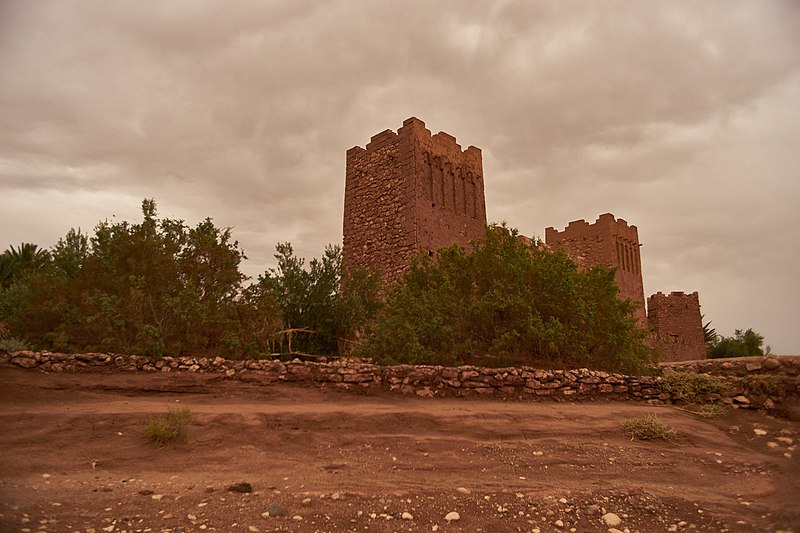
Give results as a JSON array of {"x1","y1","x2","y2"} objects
[
  {"x1": 648, "y1": 291, "x2": 706, "y2": 362},
  {"x1": 545, "y1": 213, "x2": 646, "y2": 326},
  {"x1": 4, "y1": 351, "x2": 799, "y2": 409},
  {"x1": 343, "y1": 117, "x2": 486, "y2": 284}
]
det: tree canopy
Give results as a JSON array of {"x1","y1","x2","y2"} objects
[
  {"x1": 0, "y1": 199, "x2": 379, "y2": 358},
  {"x1": 357, "y1": 225, "x2": 654, "y2": 373},
  {"x1": 707, "y1": 328, "x2": 767, "y2": 358}
]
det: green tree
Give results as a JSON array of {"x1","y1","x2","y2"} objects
[
  {"x1": 0, "y1": 243, "x2": 51, "y2": 288},
  {"x1": 255, "y1": 243, "x2": 381, "y2": 355},
  {"x1": 707, "y1": 328, "x2": 766, "y2": 358},
  {"x1": 358, "y1": 225, "x2": 654, "y2": 373},
  {"x1": 2, "y1": 199, "x2": 254, "y2": 357}
]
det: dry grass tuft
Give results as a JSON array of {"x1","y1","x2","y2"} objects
[
  {"x1": 145, "y1": 408, "x2": 192, "y2": 447},
  {"x1": 621, "y1": 414, "x2": 677, "y2": 441}
]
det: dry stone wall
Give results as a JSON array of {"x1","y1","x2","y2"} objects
[{"x1": 3, "y1": 351, "x2": 798, "y2": 409}]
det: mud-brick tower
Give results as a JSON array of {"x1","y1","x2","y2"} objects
[
  {"x1": 545, "y1": 213, "x2": 647, "y2": 327},
  {"x1": 343, "y1": 117, "x2": 487, "y2": 284},
  {"x1": 647, "y1": 291, "x2": 705, "y2": 361}
]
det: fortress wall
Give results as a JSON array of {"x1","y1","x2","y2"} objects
[
  {"x1": 648, "y1": 291, "x2": 706, "y2": 362},
  {"x1": 343, "y1": 117, "x2": 486, "y2": 284},
  {"x1": 545, "y1": 213, "x2": 646, "y2": 326}
]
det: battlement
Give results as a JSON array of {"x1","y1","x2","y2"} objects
[
  {"x1": 343, "y1": 118, "x2": 487, "y2": 284},
  {"x1": 546, "y1": 213, "x2": 639, "y2": 242},
  {"x1": 648, "y1": 291, "x2": 704, "y2": 362}
]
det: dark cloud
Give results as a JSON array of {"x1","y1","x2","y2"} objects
[{"x1": 1, "y1": 0, "x2": 798, "y2": 352}]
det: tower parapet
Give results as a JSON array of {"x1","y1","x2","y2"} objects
[
  {"x1": 647, "y1": 291, "x2": 705, "y2": 361},
  {"x1": 545, "y1": 213, "x2": 646, "y2": 326},
  {"x1": 343, "y1": 117, "x2": 487, "y2": 284}
]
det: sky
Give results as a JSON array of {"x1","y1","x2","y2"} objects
[{"x1": 1, "y1": 1, "x2": 798, "y2": 354}]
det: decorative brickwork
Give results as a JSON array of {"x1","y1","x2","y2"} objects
[
  {"x1": 648, "y1": 291, "x2": 706, "y2": 362},
  {"x1": 545, "y1": 213, "x2": 647, "y2": 326},
  {"x1": 343, "y1": 117, "x2": 487, "y2": 284}
]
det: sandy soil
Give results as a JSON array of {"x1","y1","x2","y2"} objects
[{"x1": 0, "y1": 367, "x2": 798, "y2": 533}]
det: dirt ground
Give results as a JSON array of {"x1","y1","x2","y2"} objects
[{"x1": 0, "y1": 368, "x2": 798, "y2": 533}]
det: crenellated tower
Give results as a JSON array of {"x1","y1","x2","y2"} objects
[
  {"x1": 545, "y1": 213, "x2": 647, "y2": 327},
  {"x1": 343, "y1": 117, "x2": 487, "y2": 284},
  {"x1": 647, "y1": 291, "x2": 705, "y2": 361}
]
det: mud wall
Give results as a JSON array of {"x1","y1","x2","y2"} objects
[
  {"x1": 545, "y1": 213, "x2": 646, "y2": 327},
  {"x1": 648, "y1": 291, "x2": 705, "y2": 362},
  {"x1": 343, "y1": 117, "x2": 486, "y2": 285},
  {"x1": 3, "y1": 351, "x2": 798, "y2": 407}
]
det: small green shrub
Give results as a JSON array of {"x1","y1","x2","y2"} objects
[
  {"x1": 0, "y1": 337, "x2": 28, "y2": 353},
  {"x1": 621, "y1": 414, "x2": 677, "y2": 441},
  {"x1": 145, "y1": 408, "x2": 192, "y2": 447},
  {"x1": 660, "y1": 371, "x2": 725, "y2": 404}
]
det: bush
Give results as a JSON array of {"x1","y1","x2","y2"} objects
[
  {"x1": 145, "y1": 408, "x2": 192, "y2": 447},
  {"x1": 621, "y1": 414, "x2": 677, "y2": 441},
  {"x1": 660, "y1": 371, "x2": 725, "y2": 404},
  {"x1": 707, "y1": 328, "x2": 766, "y2": 358},
  {"x1": 358, "y1": 225, "x2": 654, "y2": 373},
  {"x1": 0, "y1": 337, "x2": 28, "y2": 353}
]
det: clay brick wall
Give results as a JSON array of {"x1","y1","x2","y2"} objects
[
  {"x1": 545, "y1": 213, "x2": 647, "y2": 326},
  {"x1": 648, "y1": 291, "x2": 706, "y2": 362},
  {"x1": 343, "y1": 117, "x2": 487, "y2": 284}
]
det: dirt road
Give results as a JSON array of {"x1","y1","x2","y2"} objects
[{"x1": 0, "y1": 368, "x2": 797, "y2": 532}]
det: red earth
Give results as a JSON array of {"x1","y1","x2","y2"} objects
[{"x1": 0, "y1": 367, "x2": 798, "y2": 532}]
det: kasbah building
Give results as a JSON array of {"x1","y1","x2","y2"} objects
[{"x1": 343, "y1": 117, "x2": 705, "y2": 363}]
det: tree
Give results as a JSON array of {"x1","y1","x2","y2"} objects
[
  {"x1": 707, "y1": 328, "x2": 767, "y2": 358},
  {"x1": 2, "y1": 199, "x2": 254, "y2": 357},
  {"x1": 254, "y1": 243, "x2": 381, "y2": 355},
  {"x1": 358, "y1": 225, "x2": 654, "y2": 373},
  {"x1": 701, "y1": 315, "x2": 717, "y2": 348},
  {"x1": 0, "y1": 243, "x2": 51, "y2": 288}
]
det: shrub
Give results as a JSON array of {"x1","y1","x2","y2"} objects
[
  {"x1": 145, "y1": 408, "x2": 192, "y2": 447},
  {"x1": 359, "y1": 225, "x2": 655, "y2": 373},
  {"x1": 707, "y1": 328, "x2": 766, "y2": 358},
  {"x1": 660, "y1": 371, "x2": 725, "y2": 404},
  {"x1": 621, "y1": 414, "x2": 677, "y2": 441},
  {"x1": 0, "y1": 337, "x2": 28, "y2": 353}
]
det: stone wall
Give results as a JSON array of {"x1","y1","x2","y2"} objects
[
  {"x1": 343, "y1": 117, "x2": 487, "y2": 285},
  {"x1": 648, "y1": 291, "x2": 705, "y2": 362},
  {"x1": 3, "y1": 351, "x2": 798, "y2": 409},
  {"x1": 545, "y1": 213, "x2": 646, "y2": 327}
]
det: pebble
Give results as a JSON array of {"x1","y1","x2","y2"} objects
[
  {"x1": 602, "y1": 512, "x2": 622, "y2": 527},
  {"x1": 263, "y1": 502, "x2": 286, "y2": 517},
  {"x1": 456, "y1": 487, "x2": 471, "y2": 494},
  {"x1": 445, "y1": 511, "x2": 461, "y2": 522},
  {"x1": 402, "y1": 512, "x2": 414, "y2": 520},
  {"x1": 753, "y1": 428, "x2": 767, "y2": 436},
  {"x1": 248, "y1": 527, "x2": 259, "y2": 532},
  {"x1": 292, "y1": 515, "x2": 303, "y2": 520},
  {"x1": 555, "y1": 519, "x2": 564, "y2": 527}
]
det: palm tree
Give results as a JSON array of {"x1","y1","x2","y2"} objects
[{"x1": 0, "y1": 243, "x2": 50, "y2": 287}]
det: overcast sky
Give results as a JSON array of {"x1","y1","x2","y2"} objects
[{"x1": 1, "y1": 1, "x2": 798, "y2": 353}]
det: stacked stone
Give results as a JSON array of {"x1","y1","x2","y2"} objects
[{"x1": 6, "y1": 350, "x2": 797, "y2": 406}]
